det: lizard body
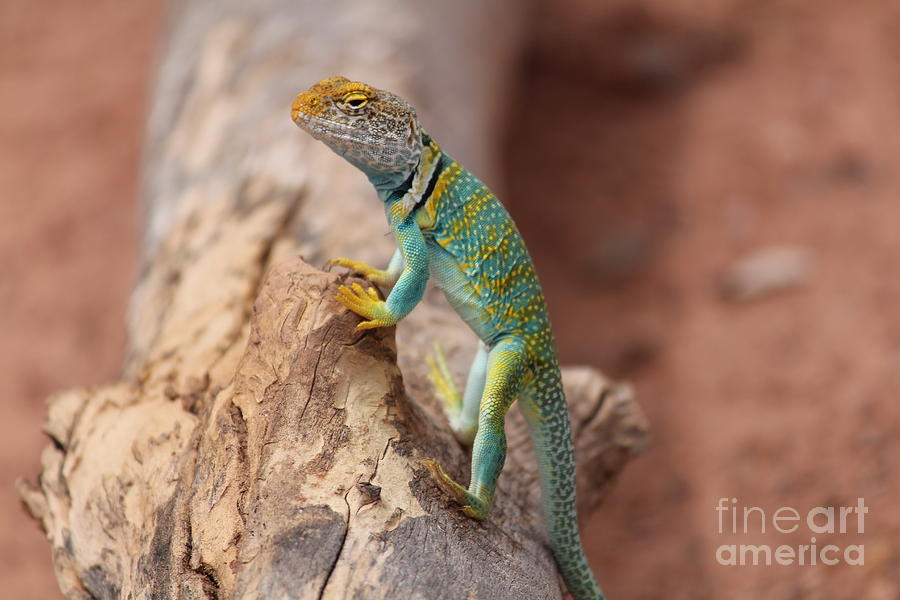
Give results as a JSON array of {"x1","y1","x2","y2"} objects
[{"x1": 292, "y1": 77, "x2": 605, "y2": 600}]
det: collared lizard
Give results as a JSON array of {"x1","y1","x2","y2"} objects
[{"x1": 291, "y1": 76, "x2": 605, "y2": 600}]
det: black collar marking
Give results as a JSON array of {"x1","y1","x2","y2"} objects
[{"x1": 410, "y1": 154, "x2": 446, "y2": 214}]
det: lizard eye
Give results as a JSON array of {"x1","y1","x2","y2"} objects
[{"x1": 342, "y1": 92, "x2": 369, "y2": 110}]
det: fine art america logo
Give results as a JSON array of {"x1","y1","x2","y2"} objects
[{"x1": 715, "y1": 498, "x2": 867, "y2": 566}]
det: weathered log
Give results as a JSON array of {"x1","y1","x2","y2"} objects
[{"x1": 18, "y1": 1, "x2": 648, "y2": 598}]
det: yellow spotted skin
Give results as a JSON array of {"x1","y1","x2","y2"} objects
[
  {"x1": 421, "y1": 150, "x2": 551, "y2": 345},
  {"x1": 291, "y1": 77, "x2": 604, "y2": 600}
]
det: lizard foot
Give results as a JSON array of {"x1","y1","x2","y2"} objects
[
  {"x1": 425, "y1": 342, "x2": 463, "y2": 417},
  {"x1": 421, "y1": 458, "x2": 489, "y2": 520},
  {"x1": 335, "y1": 283, "x2": 395, "y2": 330}
]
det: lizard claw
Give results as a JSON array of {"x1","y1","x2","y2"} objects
[
  {"x1": 421, "y1": 458, "x2": 486, "y2": 519},
  {"x1": 335, "y1": 284, "x2": 394, "y2": 329},
  {"x1": 325, "y1": 257, "x2": 387, "y2": 285}
]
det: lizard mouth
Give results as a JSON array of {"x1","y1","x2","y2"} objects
[
  {"x1": 291, "y1": 111, "x2": 352, "y2": 139},
  {"x1": 292, "y1": 112, "x2": 406, "y2": 152}
]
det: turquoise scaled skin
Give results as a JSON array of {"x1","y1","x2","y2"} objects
[{"x1": 292, "y1": 77, "x2": 605, "y2": 600}]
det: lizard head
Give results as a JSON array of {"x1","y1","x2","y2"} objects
[{"x1": 291, "y1": 77, "x2": 424, "y2": 190}]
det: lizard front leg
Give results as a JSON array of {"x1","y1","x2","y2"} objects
[{"x1": 334, "y1": 218, "x2": 427, "y2": 330}]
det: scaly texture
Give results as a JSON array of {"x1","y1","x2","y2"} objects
[{"x1": 292, "y1": 76, "x2": 605, "y2": 600}]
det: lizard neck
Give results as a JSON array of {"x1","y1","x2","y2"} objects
[
  {"x1": 377, "y1": 135, "x2": 444, "y2": 216},
  {"x1": 369, "y1": 131, "x2": 435, "y2": 196},
  {"x1": 370, "y1": 169, "x2": 415, "y2": 195}
]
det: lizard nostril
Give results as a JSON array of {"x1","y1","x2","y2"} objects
[{"x1": 291, "y1": 91, "x2": 322, "y2": 118}]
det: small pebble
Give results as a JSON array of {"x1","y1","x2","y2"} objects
[{"x1": 719, "y1": 246, "x2": 812, "y2": 302}]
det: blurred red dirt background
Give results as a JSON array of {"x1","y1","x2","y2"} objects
[
  {"x1": 0, "y1": 1, "x2": 159, "y2": 598},
  {"x1": 2, "y1": 1, "x2": 898, "y2": 598}
]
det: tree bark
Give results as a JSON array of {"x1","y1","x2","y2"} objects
[{"x1": 18, "y1": 1, "x2": 648, "y2": 598}]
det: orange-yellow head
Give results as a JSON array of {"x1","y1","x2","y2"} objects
[{"x1": 292, "y1": 77, "x2": 425, "y2": 190}]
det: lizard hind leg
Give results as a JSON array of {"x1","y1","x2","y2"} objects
[
  {"x1": 426, "y1": 341, "x2": 487, "y2": 446},
  {"x1": 425, "y1": 337, "x2": 528, "y2": 520}
]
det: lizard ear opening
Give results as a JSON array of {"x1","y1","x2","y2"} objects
[{"x1": 406, "y1": 117, "x2": 418, "y2": 147}]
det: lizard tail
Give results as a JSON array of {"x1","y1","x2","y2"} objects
[{"x1": 522, "y1": 370, "x2": 605, "y2": 600}]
